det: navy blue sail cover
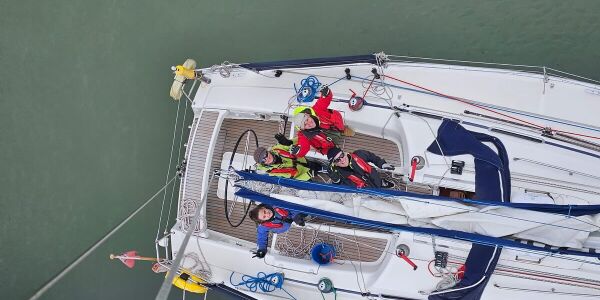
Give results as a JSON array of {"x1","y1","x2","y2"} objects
[
  {"x1": 240, "y1": 54, "x2": 378, "y2": 71},
  {"x1": 427, "y1": 120, "x2": 507, "y2": 299},
  {"x1": 427, "y1": 119, "x2": 511, "y2": 202}
]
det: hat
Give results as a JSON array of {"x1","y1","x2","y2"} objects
[
  {"x1": 327, "y1": 147, "x2": 343, "y2": 163},
  {"x1": 292, "y1": 113, "x2": 308, "y2": 129},
  {"x1": 253, "y1": 147, "x2": 268, "y2": 164}
]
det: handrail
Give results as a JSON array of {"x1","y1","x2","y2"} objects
[{"x1": 386, "y1": 54, "x2": 600, "y2": 85}]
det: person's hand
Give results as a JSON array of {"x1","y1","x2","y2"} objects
[
  {"x1": 290, "y1": 145, "x2": 301, "y2": 156},
  {"x1": 320, "y1": 86, "x2": 330, "y2": 97},
  {"x1": 252, "y1": 249, "x2": 266, "y2": 258},
  {"x1": 382, "y1": 163, "x2": 395, "y2": 170},
  {"x1": 293, "y1": 213, "x2": 307, "y2": 226},
  {"x1": 274, "y1": 133, "x2": 293, "y2": 146}
]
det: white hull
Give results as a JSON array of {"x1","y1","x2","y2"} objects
[{"x1": 164, "y1": 54, "x2": 600, "y2": 299}]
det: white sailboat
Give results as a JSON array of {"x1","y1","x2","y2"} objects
[{"x1": 155, "y1": 53, "x2": 600, "y2": 300}]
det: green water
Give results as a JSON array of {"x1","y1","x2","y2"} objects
[{"x1": 2, "y1": 0, "x2": 599, "y2": 299}]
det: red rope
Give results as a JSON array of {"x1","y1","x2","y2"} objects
[
  {"x1": 362, "y1": 77, "x2": 376, "y2": 99},
  {"x1": 382, "y1": 74, "x2": 600, "y2": 140}
]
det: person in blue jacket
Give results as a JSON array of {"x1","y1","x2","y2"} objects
[{"x1": 248, "y1": 204, "x2": 307, "y2": 258}]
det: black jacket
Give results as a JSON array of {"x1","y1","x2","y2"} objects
[{"x1": 328, "y1": 150, "x2": 386, "y2": 188}]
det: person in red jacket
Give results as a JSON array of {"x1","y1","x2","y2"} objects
[{"x1": 282, "y1": 86, "x2": 354, "y2": 158}]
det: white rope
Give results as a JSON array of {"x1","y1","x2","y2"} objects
[
  {"x1": 156, "y1": 98, "x2": 182, "y2": 243},
  {"x1": 156, "y1": 172, "x2": 216, "y2": 300},
  {"x1": 29, "y1": 175, "x2": 178, "y2": 300},
  {"x1": 164, "y1": 98, "x2": 190, "y2": 234},
  {"x1": 156, "y1": 189, "x2": 207, "y2": 300}
]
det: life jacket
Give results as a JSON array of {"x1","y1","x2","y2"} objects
[
  {"x1": 339, "y1": 154, "x2": 375, "y2": 188},
  {"x1": 272, "y1": 148, "x2": 295, "y2": 159},
  {"x1": 261, "y1": 208, "x2": 291, "y2": 229},
  {"x1": 351, "y1": 153, "x2": 372, "y2": 173},
  {"x1": 256, "y1": 146, "x2": 311, "y2": 180},
  {"x1": 301, "y1": 129, "x2": 341, "y2": 155}
]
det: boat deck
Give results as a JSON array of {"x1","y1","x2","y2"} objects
[{"x1": 185, "y1": 116, "x2": 422, "y2": 262}]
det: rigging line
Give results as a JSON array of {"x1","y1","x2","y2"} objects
[
  {"x1": 386, "y1": 54, "x2": 543, "y2": 70},
  {"x1": 388, "y1": 55, "x2": 600, "y2": 86},
  {"x1": 281, "y1": 67, "x2": 600, "y2": 135},
  {"x1": 544, "y1": 67, "x2": 600, "y2": 85},
  {"x1": 328, "y1": 75, "x2": 346, "y2": 87},
  {"x1": 375, "y1": 63, "x2": 395, "y2": 106},
  {"x1": 157, "y1": 174, "x2": 215, "y2": 300},
  {"x1": 361, "y1": 76, "x2": 376, "y2": 100},
  {"x1": 383, "y1": 74, "x2": 600, "y2": 141},
  {"x1": 272, "y1": 180, "x2": 598, "y2": 232},
  {"x1": 492, "y1": 284, "x2": 600, "y2": 298},
  {"x1": 243, "y1": 178, "x2": 600, "y2": 233},
  {"x1": 29, "y1": 175, "x2": 178, "y2": 300},
  {"x1": 246, "y1": 186, "x2": 600, "y2": 258},
  {"x1": 383, "y1": 74, "x2": 544, "y2": 129},
  {"x1": 310, "y1": 215, "x2": 597, "y2": 265},
  {"x1": 165, "y1": 98, "x2": 190, "y2": 234},
  {"x1": 352, "y1": 228, "x2": 368, "y2": 293},
  {"x1": 355, "y1": 73, "x2": 600, "y2": 136},
  {"x1": 156, "y1": 98, "x2": 182, "y2": 242},
  {"x1": 306, "y1": 224, "x2": 600, "y2": 274},
  {"x1": 414, "y1": 113, "x2": 451, "y2": 170}
]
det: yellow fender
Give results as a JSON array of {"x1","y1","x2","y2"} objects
[
  {"x1": 169, "y1": 269, "x2": 207, "y2": 294},
  {"x1": 169, "y1": 59, "x2": 197, "y2": 101}
]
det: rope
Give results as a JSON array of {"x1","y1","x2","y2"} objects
[
  {"x1": 295, "y1": 76, "x2": 321, "y2": 103},
  {"x1": 156, "y1": 98, "x2": 182, "y2": 243},
  {"x1": 164, "y1": 98, "x2": 190, "y2": 234},
  {"x1": 285, "y1": 69, "x2": 600, "y2": 142},
  {"x1": 178, "y1": 173, "x2": 219, "y2": 235},
  {"x1": 29, "y1": 175, "x2": 178, "y2": 300},
  {"x1": 157, "y1": 173, "x2": 213, "y2": 300},
  {"x1": 230, "y1": 272, "x2": 296, "y2": 300},
  {"x1": 386, "y1": 54, "x2": 600, "y2": 86},
  {"x1": 238, "y1": 178, "x2": 600, "y2": 234},
  {"x1": 382, "y1": 74, "x2": 600, "y2": 140}
]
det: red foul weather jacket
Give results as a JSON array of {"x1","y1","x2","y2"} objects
[{"x1": 296, "y1": 91, "x2": 345, "y2": 157}]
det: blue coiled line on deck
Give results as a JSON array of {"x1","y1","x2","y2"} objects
[
  {"x1": 230, "y1": 272, "x2": 296, "y2": 299},
  {"x1": 295, "y1": 76, "x2": 321, "y2": 103}
]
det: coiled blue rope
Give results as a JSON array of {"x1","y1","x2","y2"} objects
[
  {"x1": 295, "y1": 75, "x2": 321, "y2": 103},
  {"x1": 230, "y1": 272, "x2": 296, "y2": 299}
]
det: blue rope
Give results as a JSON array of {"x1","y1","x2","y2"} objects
[
  {"x1": 327, "y1": 75, "x2": 346, "y2": 87},
  {"x1": 296, "y1": 76, "x2": 321, "y2": 103},
  {"x1": 230, "y1": 272, "x2": 296, "y2": 299}
]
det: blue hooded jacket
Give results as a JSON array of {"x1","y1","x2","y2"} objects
[{"x1": 256, "y1": 207, "x2": 299, "y2": 251}]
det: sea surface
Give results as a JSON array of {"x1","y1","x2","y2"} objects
[{"x1": 2, "y1": 0, "x2": 600, "y2": 299}]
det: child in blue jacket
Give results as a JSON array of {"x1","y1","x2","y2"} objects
[{"x1": 249, "y1": 204, "x2": 307, "y2": 258}]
